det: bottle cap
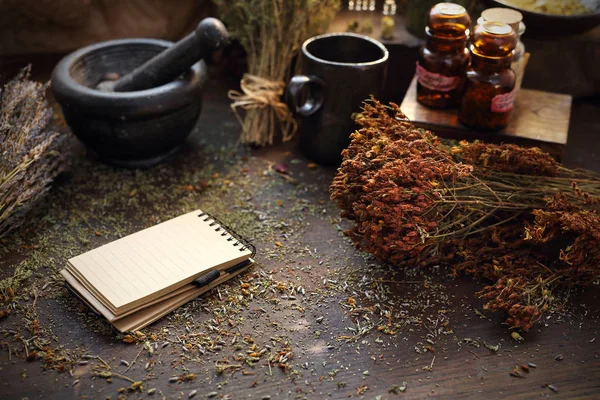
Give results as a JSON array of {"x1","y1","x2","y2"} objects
[
  {"x1": 428, "y1": 3, "x2": 471, "y2": 38},
  {"x1": 481, "y1": 7, "x2": 523, "y2": 33},
  {"x1": 471, "y1": 21, "x2": 518, "y2": 57}
]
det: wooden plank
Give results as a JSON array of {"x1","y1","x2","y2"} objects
[
  {"x1": 2, "y1": 61, "x2": 598, "y2": 400},
  {"x1": 400, "y1": 76, "x2": 571, "y2": 147}
]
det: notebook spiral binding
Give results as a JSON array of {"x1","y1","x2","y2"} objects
[{"x1": 198, "y1": 212, "x2": 256, "y2": 258}]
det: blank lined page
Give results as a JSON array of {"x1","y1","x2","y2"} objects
[{"x1": 68, "y1": 210, "x2": 252, "y2": 311}]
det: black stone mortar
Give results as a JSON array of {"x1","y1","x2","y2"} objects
[{"x1": 51, "y1": 39, "x2": 207, "y2": 168}]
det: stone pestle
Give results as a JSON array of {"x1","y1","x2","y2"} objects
[{"x1": 98, "y1": 17, "x2": 228, "y2": 92}]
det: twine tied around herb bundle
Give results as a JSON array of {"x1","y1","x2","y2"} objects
[{"x1": 228, "y1": 74, "x2": 297, "y2": 146}]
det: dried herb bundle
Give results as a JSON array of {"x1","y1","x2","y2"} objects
[
  {"x1": 330, "y1": 99, "x2": 600, "y2": 331},
  {"x1": 0, "y1": 67, "x2": 69, "y2": 238},
  {"x1": 214, "y1": 0, "x2": 340, "y2": 146}
]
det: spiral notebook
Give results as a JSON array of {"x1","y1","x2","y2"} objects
[{"x1": 60, "y1": 210, "x2": 254, "y2": 332}]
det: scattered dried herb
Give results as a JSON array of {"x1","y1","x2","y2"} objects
[
  {"x1": 511, "y1": 332, "x2": 524, "y2": 342},
  {"x1": 388, "y1": 381, "x2": 408, "y2": 393},
  {"x1": 509, "y1": 367, "x2": 525, "y2": 378},
  {"x1": 484, "y1": 342, "x2": 500, "y2": 352}
]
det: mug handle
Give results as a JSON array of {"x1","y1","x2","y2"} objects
[{"x1": 287, "y1": 75, "x2": 326, "y2": 117}]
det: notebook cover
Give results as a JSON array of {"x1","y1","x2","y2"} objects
[
  {"x1": 112, "y1": 261, "x2": 252, "y2": 332},
  {"x1": 63, "y1": 261, "x2": 253, "y2": 332},
  {"x1": 65, "y1": 209, "x2": 252, "y2": 314}
]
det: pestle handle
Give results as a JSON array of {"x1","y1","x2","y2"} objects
[{"x1": 112, "y1": 18, "x2": 228, "y2": 92}]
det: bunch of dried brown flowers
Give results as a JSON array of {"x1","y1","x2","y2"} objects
[
  {"x1": 0, "y1": 67, "x2": 69, "y2": 238},
  {"x1": 330, "y1": 98, "x2": 600, "y2": 331}
]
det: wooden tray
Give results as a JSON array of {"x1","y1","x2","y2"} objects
[{"x1": 400, "y1": 76, "x2": 572, "y2": 155}]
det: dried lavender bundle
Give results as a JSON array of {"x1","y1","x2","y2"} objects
[
  {"x1": 0, "y1": 67, "x2": 69, "y2": 238},
  {"x1": 330, "y1": 98, "x2": 600, "y2": 331}
]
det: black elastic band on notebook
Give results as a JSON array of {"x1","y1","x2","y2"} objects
[
  {"x1": 193, "y1": 269, "x2": 221, "y2": 288},
  {"x1": 225, "y1": 258, "x2": 254, "y2": 274}
]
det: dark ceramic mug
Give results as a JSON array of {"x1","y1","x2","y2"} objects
[{"x1": 287, "y1": 33, "x2": 389, "y2": 165}]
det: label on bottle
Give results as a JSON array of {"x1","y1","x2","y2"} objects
[
  {"x1": 415, "y1": 62, "x2": 460, "y2": 92},
  {"x1": 491, "y1": 90, "x2": 516, "y2": 113}
]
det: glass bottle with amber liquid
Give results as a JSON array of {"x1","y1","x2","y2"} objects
[
  {"x1": 458, "y1": 22, "x2": 518, "y2": 131},
  {"x1": 416, "y1": 3, "x2": 470, "y2": 109}
]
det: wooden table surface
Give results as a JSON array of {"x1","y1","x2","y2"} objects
[{"x1": 0, "y1": 67, "x2": 599, "y2": 400}]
